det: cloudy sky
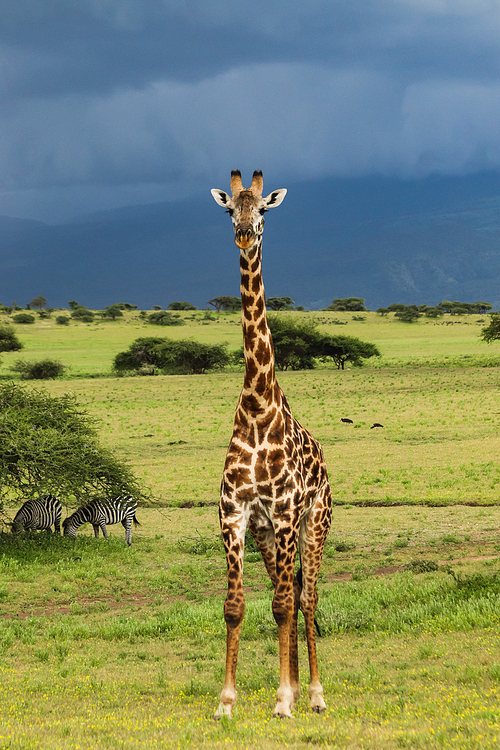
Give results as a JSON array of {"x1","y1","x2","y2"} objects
[{"x1": 1, "y1": 0, "x2": 500, "y2": 223}]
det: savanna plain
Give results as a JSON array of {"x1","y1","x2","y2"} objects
[{"x1": 1, "y1": 309, "x2": 500, "y2": 749}]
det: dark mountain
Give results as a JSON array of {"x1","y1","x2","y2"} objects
[{"x1": 1, "y1": 171, "x2": 500, "y2": 310}]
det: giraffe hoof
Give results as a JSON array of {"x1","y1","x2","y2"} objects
[
  {"x1": 273, "y1": 712, "x2": 293, "y2": 720},
  {"x1": 311, "y1": 705, "x2": 326, "y2": 714}
]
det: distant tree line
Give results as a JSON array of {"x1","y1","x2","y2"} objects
[{"x1": 376, "y1": 300, "x2": 493, "y2": 321}]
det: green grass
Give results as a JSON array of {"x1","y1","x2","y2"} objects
[{"x1": 1, "y1": 308, "x2": 500, "y2": 746}]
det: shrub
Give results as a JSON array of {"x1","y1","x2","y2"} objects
[
  {"x1": 100, "y1": 305, "x2": 123, "y2": 320},
  {"x1": 0, "y1": 325, "x2": 22, "y2": 353},
  {"x1": 114, "y1": 337, "x2": 231, "y2": 375},
  {"x1": 0, "y1": 382, "x2": 146, "y2": 506},
  {"x1": 9, "y1": 358, "x2": 66, "y2": 380},
  {"x1": 12, "y1": 313, "x2": 35, "y2": 324},
  {"x1": 168, "y1": 302, "x2": 197, "y2": 311},
  {"x1": 70, "y1": 306, "x2": 94, "y2": 322},
  {"x1": 55, "y1": 316, "x2": 71, "y2": 325},
  {"x1": 148, "y1": 311, "x2": 185, "y2": 326}
]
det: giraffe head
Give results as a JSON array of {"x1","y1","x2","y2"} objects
[{"x1": 211, "y1": 171, "x2": 287, "y2": 251}]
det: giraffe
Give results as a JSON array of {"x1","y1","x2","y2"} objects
[{"x1": 211, "y1": 170, "x2": 333, "y2": 719}]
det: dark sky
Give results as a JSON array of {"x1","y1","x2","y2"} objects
[{"x1": 1, "y1": 1, "x2": 500, "y2": 222}]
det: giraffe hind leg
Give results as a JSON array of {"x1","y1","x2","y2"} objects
[{"x1": 299, "y1": 486, "x2": 332, "y2": 713}]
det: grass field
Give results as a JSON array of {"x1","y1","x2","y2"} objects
[{"x1": 1, "y1": 309, "x2": 500, "y2": 748}]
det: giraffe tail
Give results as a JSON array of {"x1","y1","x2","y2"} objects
[{"x1": 295, "y1": 567, "x2": 322, "y2": 638}]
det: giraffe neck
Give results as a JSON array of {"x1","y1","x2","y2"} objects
[{"x1": 239, "y1": 239, "x2": 278, "y2": 413}]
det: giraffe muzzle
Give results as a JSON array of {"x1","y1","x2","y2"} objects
[{"x1": 235, "y1": 227, "x2": 256, "y2": 249}]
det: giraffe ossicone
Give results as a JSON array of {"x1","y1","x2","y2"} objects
[{"x1": 211, "y1": 170, "x2": 332, "y2": 720}]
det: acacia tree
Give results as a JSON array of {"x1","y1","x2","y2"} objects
[
  {"x1": 480, "y1": 314, "x2": 500, "y2": 344},
  {"x1": 324, "y1": 297, "x2": 368, "y2": 312},
  {"x1": 208, "y1": 296, "x2": 241, "y2": 312},
  {"x1": 29, "y1": 295, "x2": 47, "y2": 309},
  {"x1": 0, "y1": 383, "x2": 146, "y2": 511},
  {"x1": 114, "y1": 337, "x2": 231, "y2": 375},
  {"x1": 266, "y1": 297, "x2": 294, "y2": 311}
]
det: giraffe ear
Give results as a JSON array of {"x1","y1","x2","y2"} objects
[
  {"x1": 211, "y1": 189, "x2": 232, "y2": 208},
  {"x1": 263, "y1": 188, "x2": 287, "y2": 208}
]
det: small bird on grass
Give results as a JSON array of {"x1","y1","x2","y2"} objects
[
  {"x1": 340, "y1": 418, "x2": 353, "y2": 424},
  {"x1": 371, "y1": 422, "x2": 384, "y2": 429}
]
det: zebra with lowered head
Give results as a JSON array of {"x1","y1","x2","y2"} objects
[
  {"x1": 11, "y1": 495, "x2": 62, "y2": 534},
  {"x1": 62, "y1": 496, "x2": 140, "y2": 546}
]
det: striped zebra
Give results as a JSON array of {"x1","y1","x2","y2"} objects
[
  {"x1": 62, "y1": 496, "x2": 140, "y2": 546},
  {"x1": 11, "y1": 495, "x2": 62, "y2": 534}
]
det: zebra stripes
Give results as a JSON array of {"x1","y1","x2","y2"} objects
[
  {"x1": 11, "y1": 495, "x2": 62, "y2": 534},
  {"x1": 62, "y1": 496, "x2": 140, "y2": 546}
]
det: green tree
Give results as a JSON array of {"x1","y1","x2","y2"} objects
[
  {"x1": 393, "y1": 306, "x2": 421, "y2": 323},
  {"x1": 168, "y1": 301, "x2": 197, "y2": 311},
  {"x1": 29, "y1": 295, "x2": 47, "y2": 309},
  {"x1": 70, "y1": 306, "x2": 94, "y2": 322},
  {"x1": 208, "y1": 296, "x2": 241, "y2": 312},
  {"x1": 0, "y1": 325, "x2": 22, "y2": 353},
  {"x1": 480, "y1": 314, "x2": 500, "y2": 343},
  {"x1": 147, "y1": 311, "x2": 185, "y2": 326},
  {"x1": 318, "y1": 335, "x2": 381, "y2": 369},
  {"x1": 266, "y1": 297, "x2": 294, "y2": 311},
  {"x1": 55, "y1": 316, "x2": 70, "y2": 325},
  {"x1": 100, "y1": 305, "x2": 124, "y2": 320},
  {"x1": 68, "y1": 300, "x2": 80, "y2": 310},
  {"x1": 324, "y1": 297, "x2": 368, "y2": 312},
  {"x1": 0, "y1": 383, "x2": 145, "y2": 507},
  {"x1": 266, "y1": 316, "x2": 321, "y2": 370},
  {"x1": 114, "y1": 337, "x2": 230, "y2": 375}
]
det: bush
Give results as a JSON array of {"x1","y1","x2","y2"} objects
[
  {"x1": 114, "y1": 337, "x2": 231, "y2": 375},
  {"x1": 9, "y1": 358, "x2": 66, "y2": 380},
  {"x1": 148, "y1": 311, "x2": 185, "y2": 326},
  {"x1": 55, "y1": 316, "x2": 71, "y2": 325},
  {"x1": 0, "y1": 325, "x2": 22, "y2": 353},
  {"x1": 12, "y1": 313, "x2": 35, "y2": 324},
  {"x1": 168, "y1": 302, "x2": 197, "y2": 311},
  {"x1": 0, "y1": 382, "x2": 146, "y2": 506},
  {"x1": 480, "y1": 313, "x2": 500, "y2": 344},
  {"x1": 323, "y1": 297, "x2": 368, "y2": 312},
  {"x1": 100, "y1": 305, "x2": 123, "y2": 320},
  {"x1": 70, "y1": 306, "x2": 94, "y2": 322}
]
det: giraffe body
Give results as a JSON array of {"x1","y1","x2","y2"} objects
[{"x1": 211, "y1": 171, "x2": 332, "y2": 719}]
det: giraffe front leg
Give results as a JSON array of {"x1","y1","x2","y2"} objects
[{"x1": 215, "y1": 508, "x2": 247, "y2": 720}]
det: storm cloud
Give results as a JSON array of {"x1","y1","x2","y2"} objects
[{"x1": 1, "y1": 0, "x2": 500, "y2": 221}]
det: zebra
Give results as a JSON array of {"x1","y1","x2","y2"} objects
[
  {"x1": 62, "y1": 496, "x2": 140, "y2": 546},
  {"x1": 11, "y1": 495, "x2": 62, "y2": 534}
]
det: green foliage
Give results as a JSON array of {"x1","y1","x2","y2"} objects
[
  {"x1": 266, "y1": 296, "x2": 294, "y2": 311},
  {"x1": 207, "y1": 296, "x2": 241, "y2": 312},
  {"x1": 55, "y1": 315, "x2": 70, "y2": 325},
  {"x1": 68, "y1": 301, "x2": 80, "y2": 310},
  {"x1": 70, "y1": 306, "x2": 94, "y2": 322},
  {"x1": 267, "y1": 316, "x2": 321, "y2": 370},
  {"x1": 147, "y1": 311, "x2": 185, "y2": 326},
  {"x1": 168, "y1": 301, "x2": 197, "y2": 310},
  {"x1": 114, "y1": 337, "x2": 231, "y2": 375},
  {"x1": 29, "y1": 295, "x2": 47, "y2": 309},
  {"x1": 480, "y1": 313, "x2": 500, "y2": 343},
  {"x1": 324, "y1": 297, "x2": 368, "y2": 312},
  {"x1": 12, "y1": 313, "x2": 35, "y2": 324},
  {"x1": 394, "y1": 306, "x2": 421, "y2": 323},
  {"x1": 264, "y1": 317, "x2": 380, "y2": 371},
  {"x1": 439, "y1": 300, "x2": 492, "y2": 315},
  {"x1": 318, "y1": 334, "x2": 381, "y2": 369},
  {"x1": 0, "y1": 382, "x2": 145, "y2": 505},
  {"x1": 9, "y1": 358, "x2": 66, "y2": 380},
  {"x1": 100, "y1": 305, "x2": 123, "y2": 320},
  {"x1": 0, "y1": 325, "x2": 22, "y2": 353}
]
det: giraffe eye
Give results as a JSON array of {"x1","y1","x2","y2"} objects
[
  {"x1": 259, "y1": 208, "x2": 267, "y2": 215},
  {"x1": 226, "y1": 208, "x2": 234, "y2": 217}
]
